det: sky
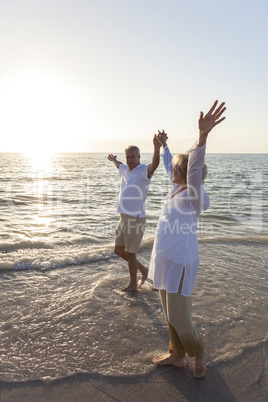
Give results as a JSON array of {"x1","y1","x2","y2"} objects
[{"x1": 0, "y1": 0, "x2": 267, "y2": 154}]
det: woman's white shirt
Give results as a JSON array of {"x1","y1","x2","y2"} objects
[{"x1": 148, "y1": 143, "x2": 210, "y2": 296}]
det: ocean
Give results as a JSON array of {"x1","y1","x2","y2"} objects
[{"x1": 0, "y1": 151, "x2": 267, "y2": 382}]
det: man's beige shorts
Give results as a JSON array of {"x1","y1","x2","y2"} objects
[{"x1": 115, "y1": 214, "x2": 146, "y2": 254}]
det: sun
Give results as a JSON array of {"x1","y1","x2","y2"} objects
[
  {"x1": 26, "y1": 149, "x2": 54, "y2": 172},
  {"x1": 0, "y1": 72, "x2": 92, "y2": 153}
]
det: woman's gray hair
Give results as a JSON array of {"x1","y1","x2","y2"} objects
[
  {"x1": 172, "y1": 153, "x2": 208, "y2": 182},
  {"x1": 124, "y1": 145, "x2": 140, "y2": 156}
]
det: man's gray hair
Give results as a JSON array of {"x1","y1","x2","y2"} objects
[{"x1": 124, "y1": 145, "x2": 140, "y2": 156}]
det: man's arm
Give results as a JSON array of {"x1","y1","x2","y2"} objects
[
  {"x1": 107, "y1": 154, "x2": 123, "y2": 169},
  {"x1": 147, "y1": 135, "x2": 161, "y2": 178}
]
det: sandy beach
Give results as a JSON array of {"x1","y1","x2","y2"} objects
[
  {"x1": 1, "y1": 338, "x2": 267, "y2": 402},
  {"x1": 1, "y1": 242, "x2": 267, "y2": 402}
]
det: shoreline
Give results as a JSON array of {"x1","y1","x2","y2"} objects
[{"x1": 1, "y1": 341, "x2": 267, "y2": 402}]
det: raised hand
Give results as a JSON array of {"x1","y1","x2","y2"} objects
[
  {"x1": 153, "y1": 134, "x2": 162, "y2": 150},
  {"x1": 198, "y1": 101, "x2": 226, "y2": 146},
  {"x1": 107, "y1": 154, "x2": 117, "y2": 162},
  {"x1": 156, "y1": 129, "x2": 168, "y2": 147},
  {"x1": 107, "y1": 153, "x2": 122, "y2": 169}
]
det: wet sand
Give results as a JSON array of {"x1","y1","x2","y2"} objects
[{"x1": 1, "y1": 340, "x2": 267, "y2": 402}]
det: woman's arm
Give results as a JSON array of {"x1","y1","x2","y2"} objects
[
  {"x1": 162, "y1": 147, "x2": 174, "y2": 184},
  {"x1": 188, "y1": 100, "x2": 226, "y2": 207},
  {"x1": 187, "y1": 143, "x2": 207, "y2": 208},
  {"x1": 157, "y1": 130, "x2": 174, "y2": 184}
]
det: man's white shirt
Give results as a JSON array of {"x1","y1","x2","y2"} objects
[{"x1": 117, "y1": 163, "x2": 151, "y2": 217}]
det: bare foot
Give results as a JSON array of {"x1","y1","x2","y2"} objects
[
  {"x1": 121, "y1": 285, "x2": 137, "y2": 292},
  {"x1": 152, "y1": 354, "x2": 185, "y2": 368},
  {"x1": 194, "y1": 349, "x2": 207, "y2": 378},
  {"x1": 138, "y1": 267, "x2": 148, "y2": 288}
]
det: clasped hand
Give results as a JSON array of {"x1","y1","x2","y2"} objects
[{"x1": 154, "y1": 130, "x2": 168, "y2": 147}]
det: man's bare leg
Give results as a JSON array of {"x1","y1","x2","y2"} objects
[
  {"x1": 121, "y1": 251, "x2": 138, "y2": 292},
  {"x1": 114, "y1": 246, "x2": 148, "y2": 287}
]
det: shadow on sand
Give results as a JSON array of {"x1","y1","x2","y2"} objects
[{"x1": 0, "y1": 362, "x2": 237, "y2": 402}]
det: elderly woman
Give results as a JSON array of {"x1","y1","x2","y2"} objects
[{"x1": 148, "y1": 100, "x2": 226, "y2": 378}]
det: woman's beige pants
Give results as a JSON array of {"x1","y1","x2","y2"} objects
[{"x1": 159, "y1": 289, "x2": 204, "y2": 360}]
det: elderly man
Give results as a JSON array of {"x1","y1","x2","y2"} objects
[{"x1": 108, "y1": 136, "x2": 161, "y2": 291}]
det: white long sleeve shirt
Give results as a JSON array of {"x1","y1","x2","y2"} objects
[{"x1": 148, "y1": 143, "x2": 210, "y2": 296}]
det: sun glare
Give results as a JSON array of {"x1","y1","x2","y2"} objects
[
  {"x1": 0, "y1": 73, "x2": 92, "y2": 153},
  {"x1": 26, "y1": 149, "x2": 54, "y2": 172}
]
